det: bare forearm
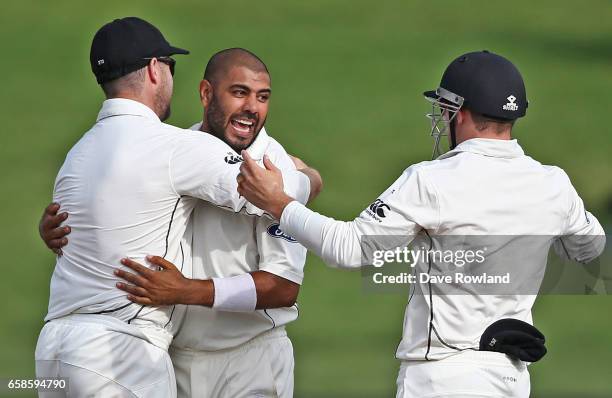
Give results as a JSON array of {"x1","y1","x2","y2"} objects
[
  {"x1": 189, "y1": 271, "x2": 298, "y2": 310},
  {"x1": 300, "y1": 167, "x2": 323, "y2": 203},
  {"x1": 182, "y1": 279, "x2": 215, "y2": 306},
  {"x1": 148, "y1": 271, "x2": 298, "y2": 310},
  {"x1": 251, "y1": 270, "x2": 300, "y2": 309}
]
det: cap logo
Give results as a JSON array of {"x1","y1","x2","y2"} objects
[
  {"x1": 97, "y1": 59, "x2": 105, "y2": 66},
  {"x1": 503, "y1": 95, "x2": 518, "y2": 111}
]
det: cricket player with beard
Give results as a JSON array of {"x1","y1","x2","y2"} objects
[
  {"x1": 235, "y1": 51, "x2": 606, "y2": 397},
  {"x1": 163, "y1": 48, "x2": 312, "y2": 398},
  {"x1": 40, "y1": 48, "x2": 318, "y2": 398},
  {"x1": 35, "y1": 19, "x2": 318, "y2": 397}
]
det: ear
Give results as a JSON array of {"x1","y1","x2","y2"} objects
[
  {"x1": 146, "y1": 58, "x2": 161, "y2": 85},
  {"x1": 199, "y1": 79, "x2": 213, "y2": 107},
  {"x1": 455, "y1": 108, "x2": 467, "y2": 125}
]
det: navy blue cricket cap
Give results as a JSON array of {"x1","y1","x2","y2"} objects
[{"x1": 90, "y1": 17, "x2": 189, "y2": 84}]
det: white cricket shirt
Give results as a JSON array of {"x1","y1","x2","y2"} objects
[
  {"x1": 280, "y1": 138, "x2": 605, "y2": 361},
  {"x1": 171, "y1": 123, "x2": 307, "y2": 351},
  {"x1": 45, "y1": 99, "x2": 310, "y2": 349}
]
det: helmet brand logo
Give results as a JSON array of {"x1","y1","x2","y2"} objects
[{"x1": 502, "y1": 95, "x2": 518, "y2": 111}]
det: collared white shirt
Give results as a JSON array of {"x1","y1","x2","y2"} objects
[
  {"x1": 171, "y1": 123, "x2": 307, "y2": 351},
  {"x1": 280, "y1": 138, "x2": 605, "y2": 361},
  {"x1": 46, "y1": 99, "x2": 310, "y2": 349}
]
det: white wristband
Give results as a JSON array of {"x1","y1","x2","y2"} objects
[{"x1": 212, "y1": 274, "x2": 257, "y2": 312}]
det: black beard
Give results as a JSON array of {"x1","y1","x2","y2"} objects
[
  {"x1": 155, "y1": 78, "x2": 172, "y2": 122},
  {"x1": 159, "y1": 104, "x2": 171, "y2": 122},
  {"x1": 205, "y1": 95, "x2": 261, "y2": 152},
  {"x1": 205, "y1": 95, "x2": 227, "y2": 144}
]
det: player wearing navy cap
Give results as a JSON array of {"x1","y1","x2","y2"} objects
[{"x1": 35, "y1": 18, "x2": 314, "y2": 398}]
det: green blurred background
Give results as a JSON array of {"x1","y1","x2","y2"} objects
[{"x1": 1, "y1": 0, "x2": 610, "y2": 397}]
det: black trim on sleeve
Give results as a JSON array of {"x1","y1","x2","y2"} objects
[{"x1": 263, "y1": 309, "x2": 276, "y2": 328}]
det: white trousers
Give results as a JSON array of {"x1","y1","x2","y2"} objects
[
  {"x1": 170, "y1": 327, "x2": 294, "y2": 398},
  {"x1": 35, "y1": 314, "x2": 176, "y2": 398},
  {"x1": 396, "y1": 351, "x2": 530, "y2": 398}
]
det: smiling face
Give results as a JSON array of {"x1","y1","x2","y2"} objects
[{"x1": 200, "y1": 65, "x2": 271, "y2": 151}]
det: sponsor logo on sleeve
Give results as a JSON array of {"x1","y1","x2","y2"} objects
[
  {"x1": 224, "y1": 152, "x2": 244, "y2": 164},
  {"x1": 267, "y1": 223, "x2": 297, "y2": 242},
  {"x1": 366, "y1": 199, "x2": 390, "y2": 222}
]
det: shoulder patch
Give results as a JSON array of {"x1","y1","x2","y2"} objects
[
  {"x1": 364, "y1": 198, "x2": 391, "y2": 223},
  {"x1": 369, "y1": 199, "x2": 390, "y2": 218},
  {"x1": 267, "y1": 223, "x2": 297, "y2": 242}
]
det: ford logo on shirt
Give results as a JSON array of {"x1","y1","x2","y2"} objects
[{"x1": 267, "y1": 223, "x2": 297, "y2": 242}]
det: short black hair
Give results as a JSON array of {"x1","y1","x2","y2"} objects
[
  {"x1": 469, "y1": 109, "x2": 515, "y2": 133},
  {"x1": 203, "y1": 48, "x2": 269, "y2": 84},
  {"x1": 100, "y1": 67, "x2": 146, "y2": 98}
]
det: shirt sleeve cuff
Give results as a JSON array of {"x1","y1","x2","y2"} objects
[
  {"x1": 280, "y1": 200, "x2": 329, "y2": 253},
  {"x1": 258, "y1": 264, "x2": 304, "y2": 285},
  {"x1": 282, "y1": 170, "x2": 310, "y2": 205}
]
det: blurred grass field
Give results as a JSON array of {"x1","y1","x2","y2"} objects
[{"x1": 0, "y1": 0, "x2": 611, "y2": 397}]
